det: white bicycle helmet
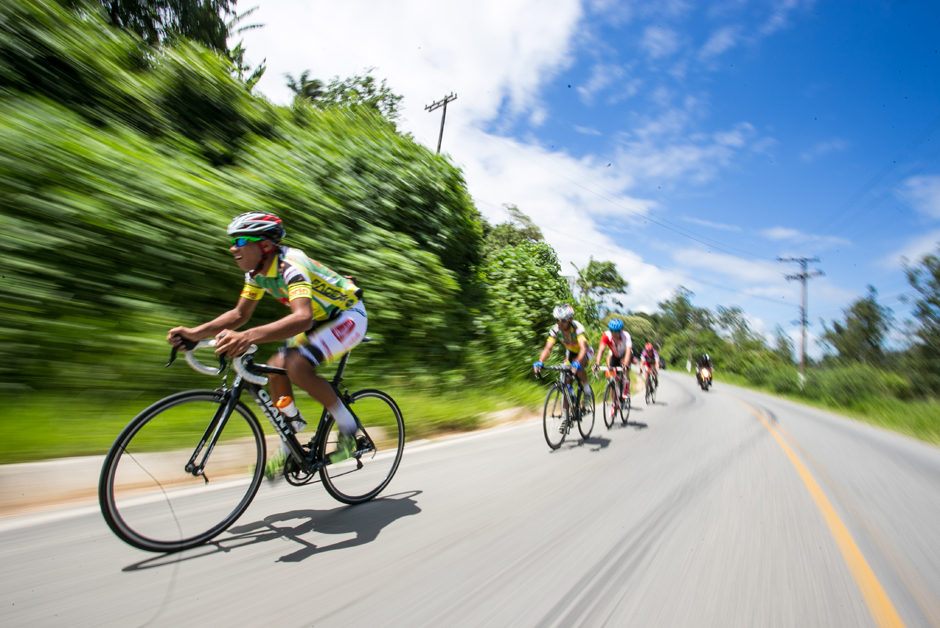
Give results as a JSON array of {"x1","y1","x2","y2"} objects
[
  {"x1": 227, "y1": 212, "x2": 286, "y2": 242},
  {"x1": 553, "y1": 304, "x2": 575, "y2": 321}
]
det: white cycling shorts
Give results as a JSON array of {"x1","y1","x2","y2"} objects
[{"x1": 286, "y1": 302, "x2": 368, "y2": 367}]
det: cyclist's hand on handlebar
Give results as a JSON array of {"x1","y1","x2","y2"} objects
[
  {"x1": 214, "y1": 329, "x2": 252, "y2": 357},
  {"x1": 167, "y1": 326, "x2": 198, "y2": 347},
  {"x1": 533, "y1": 360, "x2": 543, "y2": 376}
]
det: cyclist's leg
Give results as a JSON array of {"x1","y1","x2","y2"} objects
[{"x1": 285, "y1": 302, "x2": 368, "y2": 437}]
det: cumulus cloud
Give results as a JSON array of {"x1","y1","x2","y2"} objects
[{"x1": 880, "y1": 228, "x2": 940, "y2": 270}]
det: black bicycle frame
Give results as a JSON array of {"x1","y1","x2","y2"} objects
[{"x1": 183, "y1": 348, "x2": 369, "y2": 479}]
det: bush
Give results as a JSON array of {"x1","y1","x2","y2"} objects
[
  {"x1": 803, "y1": 363, "x2": 907, "y2": 406},
  {"x1": 744, "y1": 362, "x2": 773, "y2": 386},
  {"x1": 769, "y1": 367, "x2": 801, "y2": 394}
]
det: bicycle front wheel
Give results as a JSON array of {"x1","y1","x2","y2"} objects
[
  {"x1": 645, "y1": 376, "x2": 652, "y2": 405},
  {"x1": 99, "y1": 390, "x2": 266, "y2": 553},
  {"x1": 543, "y1": 385, "x2": 568, "y2": 450},
  {"x1": 578, "y1": 385, "x2": 595, "y2": 439},
  {"x1": 320, "y1": 389, "x2": 405, "y2": 505},
  {"x1": 603, "y1": 381, "x2": 617, "y2": 429}
]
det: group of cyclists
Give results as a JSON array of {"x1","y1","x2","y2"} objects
[
  {"x1": 532, "y1": 304, "x2": 662, "y2": 406},
  {"x1": 170, "y1": 212, "x2": 708, "y2": 480}
]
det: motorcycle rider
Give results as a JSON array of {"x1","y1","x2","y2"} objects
[{"x1": 696, "y1": 353, "x2": 713, "y2": 387}]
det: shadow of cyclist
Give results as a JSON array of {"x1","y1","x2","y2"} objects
[{"x1": 123, "y1": 490, "x2": 421, "y2": 570}]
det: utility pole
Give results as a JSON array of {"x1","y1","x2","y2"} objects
[
  {"x1": 778, "y1": 256, "x2": 824, "y2": 374},
  {"x1": 424, "y1": 93, "x2": 457, "y2": 154}
]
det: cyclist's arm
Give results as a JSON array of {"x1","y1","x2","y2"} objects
[
  {"x1": 215, "y1": 297, "x2": 313, "y2": 356},
  {"x1": 168, "y1": 297, "x2": 259, "y2": 346},
  {"x1": 537, "y1": 338, "x2": 555, "y2": 364},
  {"x1": 595, "y1": 336, "x2": 609, "y2": 367}
]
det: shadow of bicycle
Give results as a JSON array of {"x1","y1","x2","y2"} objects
[{"x1": 122, "y1": 490, "x2": 422, "y2": 570}]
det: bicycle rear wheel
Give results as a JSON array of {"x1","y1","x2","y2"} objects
[
  {"x1": 578, "y1": 385, "x2": 595, "y2": 439},
  {"x1": 645, "y1": 375, "x2": 652, "y2": 405},
  {"x1": 543, "y1": 385, "x2": 568, "y2": 450},
  {"x1": 99, "y1": 390, "x2": 265, "y2": 553},
  {"x1": 320, "y1": 389, "x2": 405, "y2": 505},
  {"x1": 602, "y1": 381, "x2": 617, "y2": 429}
]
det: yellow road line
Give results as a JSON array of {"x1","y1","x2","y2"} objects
[{"x1": 739, "y1": 400, "x2": 906, "y2": 628}]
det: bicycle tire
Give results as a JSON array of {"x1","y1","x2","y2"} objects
[
  {"x1": 99, "y1": 390, "x2": 265, "y2": 553},
  {"x1": 319, "y1": 389, "x2": 405, "y2": 505},
  {"x1": 645, "y1": 374, "x2": 652, "y2": 405},
  {"x1": 543, "y1": 385, "x2": 568, "y2": 450},
  {"x1": 620, "y1": 378, "x2": 631, "y2": 425},
  {"x1": 602, "y1": 381, "x2": 616, "y2": 429},
  {"x1": 578, "y1": 385, "x2": 595, "y2": 439}
]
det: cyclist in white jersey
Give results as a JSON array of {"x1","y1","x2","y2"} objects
[{"x1": 593, "y1": 319, "x2": 632, "y2": 399}]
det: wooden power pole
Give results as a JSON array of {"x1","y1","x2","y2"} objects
[
  {"x1": 425, "y1": 93, "x2": 457, "y2": 154},
  {"x1": 778, "y1": 256, "x2": 823, "y2": 374}
]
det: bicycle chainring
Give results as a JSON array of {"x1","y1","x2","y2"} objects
[{"x1": 284, "y1": 444, "x2": 316, "y2": 486}]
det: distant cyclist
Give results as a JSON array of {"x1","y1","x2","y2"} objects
[
  {"x1": 167, "y1": 212, "x2": 366, "y2": 478},
  {"x1": 640, "y1": 342, "x2": 659, "y2": 387},
  {"x1": 593, "y1": 319, "x2": 632, "y2": 401},
  {"x1": 533, "y1": 304, "x2": 593, "y2": 400}
]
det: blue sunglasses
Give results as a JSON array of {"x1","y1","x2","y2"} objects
[{"x1": 231, "y1": 236, "x2": 265, "y2": 247}]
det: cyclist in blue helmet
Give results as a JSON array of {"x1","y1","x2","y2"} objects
[{"x1": 594, "y1": 319, "x2": 633, "y2": 400}]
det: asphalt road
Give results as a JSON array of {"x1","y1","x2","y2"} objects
[{"x1": 3, "y1": 371, "x2": 940, "y2": 627}]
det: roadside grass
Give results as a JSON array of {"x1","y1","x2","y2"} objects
[
  {"x1": 713, "y1": 372, "x2": 940, "y2": 447},
  {"x1": 0, "y1": 379, "x2": 548, "y2": 465}
]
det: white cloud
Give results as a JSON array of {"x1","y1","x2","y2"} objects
[
  {"x1": 577, "y1": 63, "x2": 624, "y2": 104},
  {"x1": 760, "y1": 226, "x2": 850, "y2": 249},
  {"x1": 574, "y1": 125, "x2": 602, "y2": 135},
  {"x1": 699, "y1": 26, "x2": 740, "y2": 59},
  {"x1": 800, "y1": 138, "x2": 848, "y2": 161},
  {"x1": 682, "y1": 216, "x2": 742, "y2": 232},
  {"x1": 640, "y1": 26, "x2": 681, "y2": 59},
  {"x1": 880, "y1": 228, "x2": 940, "y2": 270},
  {"x1": 899, "y1": 175, "x2": 940, "y2": 219}
]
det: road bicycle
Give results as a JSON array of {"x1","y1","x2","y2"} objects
[
  {"x1": 644, "y1": 365, "x2": 658, "y2": 405},
  {"x1": 537, "y1": 365, "x2": 595, "y2": 450},
  {"x1": 596, "y1": 366, "x2": 630, "y2": 428},
  {"x1": 98, "y1": 338, "x2": 404, "y2": 553}
]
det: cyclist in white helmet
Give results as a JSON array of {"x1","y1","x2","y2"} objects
[
  {"x1": 533, "y1": 304, "x2": 593, "y2": 399},
  {"x1": 167, "y1": 212, "x2": 366, "y2": 479}
]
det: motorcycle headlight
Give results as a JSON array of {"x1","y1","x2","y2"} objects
[{"x1": 702, "y1": 368, "x2": 710, "y2": 377}]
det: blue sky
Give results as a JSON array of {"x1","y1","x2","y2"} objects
[{"x1": 242, "y1": 0, "x2": 940, "y2": 356}]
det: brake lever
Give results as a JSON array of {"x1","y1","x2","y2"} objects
[{"x1": 166, "y1": 336, "x2": 198, "y2": 368}]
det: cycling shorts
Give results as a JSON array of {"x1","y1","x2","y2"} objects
[{"x1": 284, "y1": 301, "x2": 368, "y2": 367}]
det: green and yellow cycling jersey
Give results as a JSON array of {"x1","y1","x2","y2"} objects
[
  {"x1": 239, "y1": 246, "x2": 360, "y2": 322},
  {"x1": 546, "y1": 320, "x2": 587, "y2": 352}
]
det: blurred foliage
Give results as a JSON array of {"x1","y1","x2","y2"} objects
[
  {"x1": 78, "y1": 0, "x2": 234, "y2": 52},
  {"x1": 287, "y1": 68, "x2": 404, "y2": 124},
  {"x1": 820, "y1": 285, "x2": 892, "y2": 366}
]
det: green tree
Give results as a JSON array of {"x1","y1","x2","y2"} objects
[
  {"x1": 820, "y1": 285, "x2": 892, "y2": 365},
  {"x1": 287, "y1": 69, "x2": 403, "y2": 123},
  {"x1": 226, "y1": 6, "x2": 265, "y2": 89},
  {"x1": 570, "y1": 257, "x2": 627, "y2": 322},
  {"x1": 905, "y1": 251, "x2": 940, "y2": 390},
  {"x1": 286, "y1": 70, "x2": 325, "y2": 103},
  {"x1": 480, "y1": 204, "x2": 543, "y2": 257},
  {"x1": 773, "y1": 325, "x2": 795, "y2": 364},
  {"x1": 82, "y1": 0, "x2": 235, "y2": 52}
]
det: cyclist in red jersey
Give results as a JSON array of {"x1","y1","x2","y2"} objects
[
  {"x1": 640, "y1": 342, "x2": 659, "y2": 387},
  {"x1": 592, "y1": 319, "x2": 632, "y2": 400}
]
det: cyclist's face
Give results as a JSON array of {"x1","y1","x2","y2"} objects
[
  {"x1": 230, "y1": 239, "x2": 264, "y2": 271},
  {"x1": 557, "y1": 319, "x2": 571, "y2": 332}
]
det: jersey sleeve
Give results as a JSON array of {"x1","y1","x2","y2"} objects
[
  {"x1": 598, "y1": 333, "x2": 611, "y2": 351},
  {"x1": 282, "y1": 261, "x2": 314, "y2": 302},
  {"x1": 240, "y1": 273, "x2": 265, "y2": 301},
  {"x1": 574, "y1": 321, "x2": 587, "y2": 343}
]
